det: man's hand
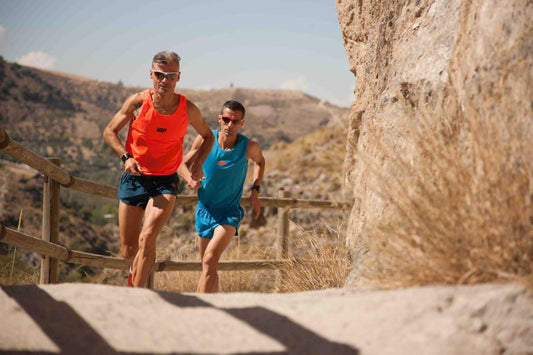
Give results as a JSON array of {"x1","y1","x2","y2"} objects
[
  {"x1": 190, "y1": 161, "x2": 204, "y2": 181},
  {"x1": 187, "y1": 178, "x2": 204, "y2": 190},
  {"x1": 250, "y1": 191, "x2": 261, "y2": 219},
  {"x1": 124, "y1": 158, "x2": 142, "y2": 176}
]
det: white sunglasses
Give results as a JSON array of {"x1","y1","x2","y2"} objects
[{"x1": 152, "y1": 70, "x2": 179, "y2": 81}]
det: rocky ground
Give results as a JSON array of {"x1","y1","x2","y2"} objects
[{"x1": 1, "y1": 282, "x2": 532, "y2": 354}]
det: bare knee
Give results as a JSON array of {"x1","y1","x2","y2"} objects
[{"x1": 201, "y1": 252, "x2": 219, "y2": 274}]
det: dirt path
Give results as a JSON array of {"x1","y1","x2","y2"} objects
[{"x1": 1, "y1": 282, "x2": 532, "y2": 354}]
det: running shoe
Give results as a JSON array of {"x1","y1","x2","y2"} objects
[{"x1": 127, "y1": 266, "x2": 134, "y2": 287}]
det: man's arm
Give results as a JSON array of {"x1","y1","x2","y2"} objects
[
  {"x1": 103, "y1": 92, "x2": 143, "y2": 175},
  {"x1": 247, "y1": 141, "x2": 266, "y2": 219},
  {"x1": 178, "y1": 134, "x2": 204, "y2": 189},
  {"x1": 186, "y1": 100, "x2": 214, "y2": 181}
]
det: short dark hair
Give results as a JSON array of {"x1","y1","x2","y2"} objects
[
  {"x1": 152, "y1": 51, "x2": 181, "y2": 67},
  {"x1": 220, "y1": 100, "x2": 246, "y2": 118}
]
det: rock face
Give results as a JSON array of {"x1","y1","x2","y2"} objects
[{"x1": 336, "y1": 1, "x2": 533, "y2": 285}]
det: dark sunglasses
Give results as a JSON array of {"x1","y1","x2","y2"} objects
[
  {"x1": 221, "y1": 116, "x2": 242, "y2": 124},
  {"x1": 152, "y1": 70, "x2": 179, "y2": 81}
]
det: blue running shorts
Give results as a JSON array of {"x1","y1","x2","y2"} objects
[
  {"x1": 195, "y1": 202, "x2": 244, "y2": 239},
  {"x1": 117, "y1": 172, "x2": 179, "y2": 209}
]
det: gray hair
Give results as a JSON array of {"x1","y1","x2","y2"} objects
[{"x1": 152, "y1": 51, "x2": 181, "y2": 67}]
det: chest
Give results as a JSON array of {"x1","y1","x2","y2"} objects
[
  {"x1": 131, "y1": 106, "x2": 188, "y2": 141},
  {"x1": 206, "y1": 141, "x2": 247, "y2": 172}
]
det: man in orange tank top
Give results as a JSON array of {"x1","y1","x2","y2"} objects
[{"x1": 103, "y1": 51, "x2": 214, "y2": 287}]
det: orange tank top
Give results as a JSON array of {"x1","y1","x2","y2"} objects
[{"x1": 125, "y1": 89, "x2": 188, "y2": 175}]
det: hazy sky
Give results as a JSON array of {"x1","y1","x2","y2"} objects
[{"x1": 0, "y1": 0, "x2": 354, "y2": 107}]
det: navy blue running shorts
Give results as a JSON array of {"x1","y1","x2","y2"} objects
[{"x1": 117, "y1": 172, "x2": 179, "y2": 209}]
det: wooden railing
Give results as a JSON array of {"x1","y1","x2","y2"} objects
[{"x1": 0, "y1": 127, "x2": 352, "y2": 288}]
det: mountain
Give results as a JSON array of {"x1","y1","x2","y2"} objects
[{"x1": 0, "y1": 57, "x2": 349, "y2": 183}]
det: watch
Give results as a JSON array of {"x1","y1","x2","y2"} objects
[
  {"x1": 121, "y1": 152, "x2": 132, "y2": 163},
  {"x1": 251, "y1": 184, "x2": 261, "y2": 193}
]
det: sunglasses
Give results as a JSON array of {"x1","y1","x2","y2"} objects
[
  {"x1": 221, "y1": 116, "x2": 242, "y2": 124},
  {"x1": 152, "y1": 70, "x2": 179, "y2": 81}
]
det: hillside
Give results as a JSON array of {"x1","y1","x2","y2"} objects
[
  {"x1": 0, "y1": 161, "x2": 119, "y2": 282},
  {"x1": 0, "y1": 57, "x2": 348, "y2": 182},
  {"x1": 0, "y1": 58, "x2": 351, "y2": 287}
]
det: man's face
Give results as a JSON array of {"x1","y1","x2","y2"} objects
[
  {"x1": 150, "y1": 62, "x2": 180, "y2": 94},
  {"x1": 218, "y1": 108, "x2": 244, "y2": 137}
]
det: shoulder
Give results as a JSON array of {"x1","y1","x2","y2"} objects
[
  {"x1": 246, "y1": 139, "x2": 264, "y2": 162},
  {"x1": 131, "y1": 90, "x2": 146, "y2": 103},
  {"x1": 185, "y1": 98, "x2": 198, "y2": 111},
  {"x1": 185, "y1": 99, "x2": 201, "y2": 118},
  {"x1": 246, "y1": 139, "x2": 261, "y2": 152},
  {"x1": 123, "y1": 91, "x2": 145, "y2": 110}
]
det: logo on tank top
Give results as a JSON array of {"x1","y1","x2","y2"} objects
[
  {"x1": 217, "y1": 161, "x2": 228, "y2": 166},
  {"x1": 156, "y1": 127, "x2": 167, "y2": 133}
]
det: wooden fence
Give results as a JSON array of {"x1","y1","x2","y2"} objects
[{"x1": 0, "y1": 126, "x2": 352, "y2": 288}]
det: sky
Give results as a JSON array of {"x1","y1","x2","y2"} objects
[{"x1": 0, "y1": 0, "x2": 354, "y2": 107}]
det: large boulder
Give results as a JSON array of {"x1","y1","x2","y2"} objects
[{"x1": 336, "y1": 0, "x2": 533, "y2": 286}]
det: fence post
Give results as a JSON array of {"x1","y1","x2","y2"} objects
[
  {"x1": 275, "y1": 189, "x2": 290, "y2": 290},
  {"x1": 40, "y1": 158, "x2": 61, "y2": 284},
  {"x1": 277, "y1": 189, "x2": 290, "y2": 259}
]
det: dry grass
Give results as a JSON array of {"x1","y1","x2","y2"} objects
[
  {"x1": 360, "y1": 109, "x2": 533, "y2": 289},
  {"x1": 279, "y1": 223, "x2": 350, "y2": 292},
  {"x1": 152, "y1": 217, "x2": 349, "y2": 293},
  {"x1": 0, "y1": 250, "x2": 39, "y2": 285},
  {"x1": 154, "y1": 233, "x2": 278, "y2": 293}
]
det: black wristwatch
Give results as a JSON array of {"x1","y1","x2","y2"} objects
[
  {"x1": 251, "y1": 184, "x2": 261, "y2": 193},
  {"x1": 121, "y1": 152, "x2": 132, "y2": 163}
]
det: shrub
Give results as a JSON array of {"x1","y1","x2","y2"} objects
[{"x1": 361, "y1": 110, "x2": 533, "y2": 289}]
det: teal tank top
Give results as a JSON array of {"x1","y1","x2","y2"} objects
[{"x1": 198, "y1": 130, "x2": 249, "y2": 209}]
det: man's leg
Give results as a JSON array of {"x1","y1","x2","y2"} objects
[
  {"x1": 197, "y1": 225, "x2": 235, "y2": 293},
  {"x1": 118, "y1": 201, "x2": 144, "y2": 286},
  {"x1": 132, "y1": 194, "x2": 176, "y2": 287},
  {"x1": 118, "y1": 201, "x2": 144, "y2": 261}
]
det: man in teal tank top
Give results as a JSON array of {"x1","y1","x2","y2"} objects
[{"x1": 179, "y1": 100, "x2": 265, "y2": 293}]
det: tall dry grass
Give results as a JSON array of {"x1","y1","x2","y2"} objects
[
  {"x1": 278, "y1": 222, "x2": 350, "y2": 292},
  {"x1": 154, "y1": 232, "x2": 278, "y2": 293},
  {"x1": 0, "y1": 251, "x2": 39, "y2": 285},
  {"x1": 3, "y1": 202, "x2": 350, "y2": 292},
  {"x1": 361, "y1": 109, "x2": 533, "y2": 289},
  {"x1": 154, "y1": 217, "x2": 350, "y2": 293}
]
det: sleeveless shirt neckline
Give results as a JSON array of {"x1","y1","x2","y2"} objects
[
  {"x1": 217, "y1": 131, "x2": 239, "y2": 151},
  {"x1": 149, "y1": 90, "x2": 181, "y2": 117}
]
